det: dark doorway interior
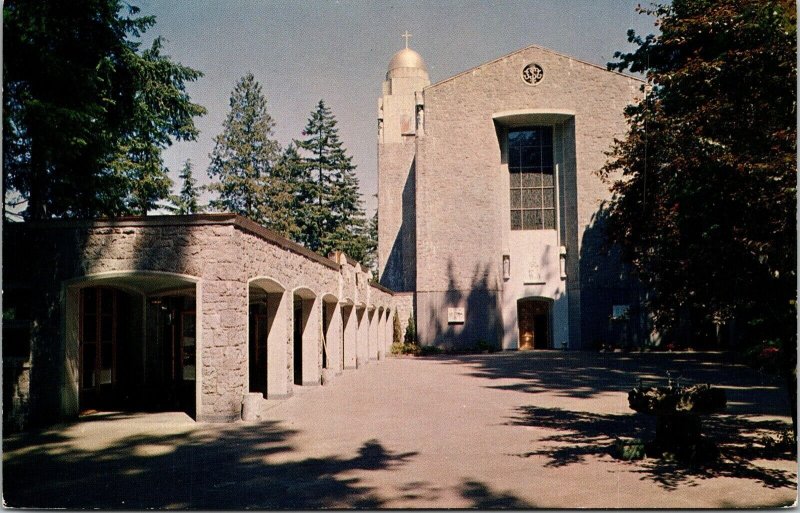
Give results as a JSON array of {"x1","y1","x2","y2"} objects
[
  {"x1": 517, "y1": 298, "x2": 551, "y2": 350},
  {"x1": 249, "y1": 301, "x2": 269, "y2": 396},
  {"x1": 78, "y1": 287, "x2": 196, "y2": 417},
  {"x1": 293, "y1": 298, "x2": 303, "y2": 385}
]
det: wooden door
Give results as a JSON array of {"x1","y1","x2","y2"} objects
[
  {"x1": 518, "y1": 300, "x2": 535, "y2": 350},
  {"x1": 79, "y1": 287, "x2": 117, "y2": 410},
  {"x1": 518, "y1": 299, "x2": 551, "y2": 350}
]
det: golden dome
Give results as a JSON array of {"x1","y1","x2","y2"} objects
[{"x1": 388, "y1": 47, "x2": 428, "y2": 74}]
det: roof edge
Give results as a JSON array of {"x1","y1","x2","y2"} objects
[
  {"x1": 7, "y1": 213, "x2": 343, "y2": 272},
  {"x1": 426, "y1": 43, "x2": 645, "y2": 91}
]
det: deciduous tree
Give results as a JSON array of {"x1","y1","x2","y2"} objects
[{"x1": 603, "y1": 0, "x2": 796, "y2": 431}]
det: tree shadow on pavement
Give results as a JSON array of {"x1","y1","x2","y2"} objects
[
  {"x1": 3, "y1": 419, "x2": 417, "y2": 509},
  {"x1": 458, "y1": 479, "x2": 534, "y2": 508},
  {"x1": 435, "y1": 351, "x2": 789, "y2": 410},
  {"x1": 507, "y1": 404, "x2": 796, "y2": 492}
]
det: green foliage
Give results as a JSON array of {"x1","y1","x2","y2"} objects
[
  {"x1": 392, "y1": 311, "x2": 402, "y2": 345},
  {"x1": 169, "y1": 160, "x2": 203, "y2": 215},
  {"x1": 603, "y1": 0, "x2": 796, "y2": 360},
  {"x1": 605, "y1": 0, "x2": 796, "y2": 433},
  {"x1": 3, "y1": 1, "x2": 204, "y2": 219},
  {"x1": 614, "y1": 439, "x2": 646, "y2": 461},
  {"x1": 207, "y1": 73, "x2": 289, "y2": 230},
  {"x1": 389, "y1": 342, "x2": 441, "y2": 357},
  {"x1": 391, "y1": 341, "x2": 419, "y2": 356},
  {"x1": 363, "y1": 195, "x2": 379, "y2": 276},
  {"x1": 404, "y1": 314, "x2": 416, "y2": 343},
  {"x1": 294, "y1": 100, "x2": 370, "y2": 261},
  {"x1": 474, "y1": 339, "x2": 496, "y2": 353}
]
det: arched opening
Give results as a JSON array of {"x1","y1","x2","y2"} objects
[
  {"x1": 517, "y1": 297, "x2": 553, "y2": 349},
  {"x1": 66, "y1": 272, "x2": 198, "y2": 418},
  {"x1": 341, "y1": 299, "x2": 356, "y2": 369},
  {"x1": 248, "y1": 278, "x2": 286, "y2": 399},
  {"x1": 293, "y1": 287, "x2": 319, "y2": 386}
]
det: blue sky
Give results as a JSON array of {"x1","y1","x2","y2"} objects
[{"x1": 135, "y1": 0, "x2": 658, "y2": 215}]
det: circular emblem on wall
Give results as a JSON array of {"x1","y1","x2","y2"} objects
[{"x1": 522, "y1": 63, "x2": 544, "y2": 85}]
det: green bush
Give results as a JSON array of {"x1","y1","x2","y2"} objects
[
  {"x1": 614, "y1": 438, "x2": 646, "y2": 460},
  {"x1": 474, "y1": 339, "x2": 496, "y2": 353},
  {"x1": 404, "y1": 314, "x2": 416, "y2": 343},
  {"x1": 392, "y1": 311, "x2": 402, "y2": 345},
  {"x1": 419, "y1": 345, "x2": 442, "y2": 356},
  {"x1": 391, "y1": 342, "x2": 421, "y2": 356}
]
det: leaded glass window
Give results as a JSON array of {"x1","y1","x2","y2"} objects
[{"x1": 509, "y1": 127, "x2": 555, "y2": 230}]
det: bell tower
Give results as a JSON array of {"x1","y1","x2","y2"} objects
[{"x1": 377, "y1": 34, "x2": 429, "y2": 291}]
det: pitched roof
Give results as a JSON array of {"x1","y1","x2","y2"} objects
[{"x1": 426, "y1": 43, "x2": 645, "y2": 91}]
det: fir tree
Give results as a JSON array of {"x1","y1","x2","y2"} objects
[
  {"x1": 294, "y1": 100, "x2": 370, "y2": 260},
  {"x1": 4, "y1": 1, "x2": 205, "y2": 220},
  {"x1": 114, "y1": 37, "x2": 205, "y2": 215},
  {"x1": 207, "y1": 73, "x2": 281, "y2": 226},
  {"x1": 268, "y1": 144, "x2": 302, "y2": 239},
  {"x1": 169, "y1": 159, "x2": 202, "y2": 214},
  {"x1": 365, "y1": 197, "x2": 379, "y2": 277}
]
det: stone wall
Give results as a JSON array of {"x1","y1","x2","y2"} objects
[
  {"x1": 413, "y1": 45, "x2": 642, "y2": 348},
  {"x1": 2, "y1": 214, "x2": 410, "y2": 431}
]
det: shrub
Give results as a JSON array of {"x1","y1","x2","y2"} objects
[
  {"x1": 474, "y1": 339, "x2": 495, "y2": 353},
  {"x1": 404, "y1": 314, "x2": 416, "y2": 343},
  {"x1": 392, "y1": 311, "x2": 402, "y2": 345}
]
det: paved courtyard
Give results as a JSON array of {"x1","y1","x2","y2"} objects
[{"x1": 3, "y1": 351, "x2": 797, "y2": 508}]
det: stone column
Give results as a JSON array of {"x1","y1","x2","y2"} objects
[
  {"x1": 368, "y1": 308, "x2": 378, "y2": 361},
  {"x1": 342, "y1": 304, "x2": 357, "y2": 369},
  {"x1": 266, "y1": 291, "x2": 290, "y2": 399}
]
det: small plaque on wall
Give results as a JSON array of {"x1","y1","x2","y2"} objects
[{"x1": 447, "y1": 307, "x2": 465, "y2": 324}]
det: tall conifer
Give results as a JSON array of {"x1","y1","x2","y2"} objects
[
  {"x1": 169, "y1": 159, "x2": 202, "y2": 214},
  {"x1": 294, "y1": 100, "x2": 370, "y2": 261},
  {"x1": 207, "y1": 73, "x2": 281, "y2": 226}
]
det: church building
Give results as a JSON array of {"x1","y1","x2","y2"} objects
[{"x1": 377, "y1": 42, "x2": 645, "y2": 350}]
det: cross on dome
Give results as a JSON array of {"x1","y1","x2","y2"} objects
[{"x1": 402, "y1": 31, "x2": 412, "y2": 49}]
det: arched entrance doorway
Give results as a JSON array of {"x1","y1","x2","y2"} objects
[
  {"x1": 249, "y1": 278, "x2": 287, "y2": 398},
  {"x1": 517, "y1": 297, "x2": 552, "y2": 349},
  {"x1": 68, "y1": 272, "x2": 198, "y2": 417}
]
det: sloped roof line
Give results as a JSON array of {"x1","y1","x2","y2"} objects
[{"x1": 425, "y1": 43, "x2": 646, "y2": 91}]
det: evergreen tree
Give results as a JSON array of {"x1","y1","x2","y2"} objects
[
  {"x1": 207, "y1": 73, "x2": 281, "y2": 226},
  {"x1": 114, "y1": 37, "x2": 205, "y2": 215},
  {"x1": 3, "y1": 1, "x2": 204, "y2": 220},
  {"x1": 365, "y1": 204, "x2": 379, "y2": 277},
  {"x1": 169, "y1": 160, "x2": 203, "y2": 215},
  {"x1": 295, "y1": 100, "x2": 370, "y2": 260},
  {"x1": 268, "y1": 144, "x2": 302, "y2": 239}
]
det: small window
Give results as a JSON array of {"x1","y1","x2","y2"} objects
[{"x1": 509, "y1": 127, "x2": 555, "y2": 230}]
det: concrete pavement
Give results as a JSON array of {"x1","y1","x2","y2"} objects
[{"x1": 3, "y1": 351, "x2": 797, "y2": 508}]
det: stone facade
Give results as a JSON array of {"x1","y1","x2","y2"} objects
[
  {"x1": 378, "y1": 44, "x2": 645, "y2": 350},
  {"x1": 3, "y1": 214, "x2": 407, "y2": 430}
]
